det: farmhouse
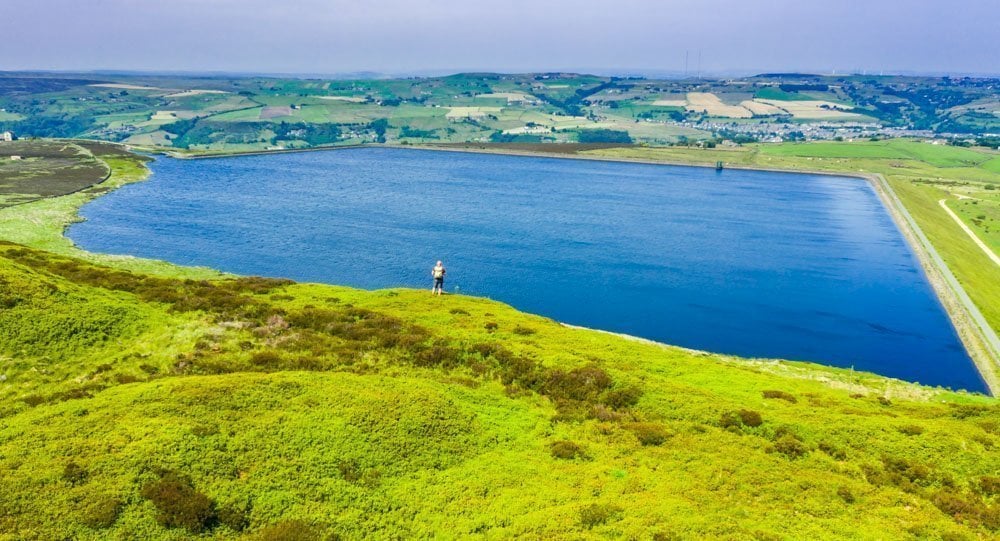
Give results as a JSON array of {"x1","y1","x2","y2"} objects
[{"x1": 0, "y1": 131, "x2": 14, "y2": 142}]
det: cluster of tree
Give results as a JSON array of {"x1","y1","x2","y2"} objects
[
  {"x1": 577, "y1": 129, "x2": 633, "y2": 144},
  {"x1": 539, "y1": 80, "x2": 627, "y2": 117},
  {"x1": 273, "y1": 122, "x2": 343, "y2": 145},
  {"x1": 885, "y1": 87, "x2": 975, "y2": 113},
  {"x1": 369, "y1": 118, "x2": 389, "y2": 143},
  {"x1": 0, "y1": 114, "x2": 96, "y2": 139},
  {"x1": 714, "y1": 130, "x2": 759, "y2": 144},
  {"x1": 399, "y1": 126, "x2": 438, "y2": 139},
  {"x1": 935, "y1": 117, "x2": 1000, "y2": 135},
  {"x1": 637, "y1": 109, "x2": 686, "y2": 122},
  {"x1": 778, "y1": 83, "x2": 829, "y2": 92},
  {"x1": 160, "y1": 119, "x2": 345, "y2": 148}
]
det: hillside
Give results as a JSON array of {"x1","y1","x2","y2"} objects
[
  {"x1": 2, "y1": 240, "x2": 1000, "y2": 539},
  {"x1": 2, "y1": 72, "x2": 999, "y2": 153},
  {"x1": 0, "y1": 140, "x2": 998, "y2": 539}
]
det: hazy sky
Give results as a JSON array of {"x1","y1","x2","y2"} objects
[{"x1": 2, "y1": 0, "x2": 999, "y2": 76}]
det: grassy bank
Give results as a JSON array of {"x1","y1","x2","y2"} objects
[
  {"x1": 1, "y1": 140, "x2": 999, "y2": 538},
  {"x1": 1, "y1": 241, "x2": 999, "y2": 540}
]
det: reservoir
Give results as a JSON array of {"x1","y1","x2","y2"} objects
[{"x1": 68, "y1": 147, "x2": 987, "y2": 392}]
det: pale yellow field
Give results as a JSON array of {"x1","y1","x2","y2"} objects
[
  {"x1": 741, "y1": 100, "x2": 786, "y2": 116},
  {"x1": 685, "y1": 92, "x2": 752, "y2": 118},
  {"x1": 123, "y1": 130, "x2": 172, "y2": 147},
  {"x1": 475, "y1": 92, "x2": 539, "y2": 104},
  {"x1": 317, "y1": 96, "x2": 367, "y2": 103},
  {"x1": 756, "y1": 99, "x2": 863, "y2": 119},
  {"x1": 652, "y1": 99, "x2": 687, "y2": 107},
  {"x1": 445, "y1": 106, "x2": 502, "y2": 119},
  {"x1": 164, "y1": 89, "x2": 229, "y2": 98},
  {"x1": 150, "y1": 111, "x2": 178, "y2": 121}
]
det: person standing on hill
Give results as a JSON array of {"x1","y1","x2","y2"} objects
[{"x1": 431, "y1": 260, "x2": 446, "y2": 296}]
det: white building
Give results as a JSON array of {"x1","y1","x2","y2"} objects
[{"x1": 0, "y1": 131, "x2": 13, "y2": 142}]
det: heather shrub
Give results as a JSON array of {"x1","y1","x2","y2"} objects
[
  {"x1": 250, "y1": 520, "x2": 327, "y2": 541},
  {"x1": 541, "y1": 364, "x2": 613, "y2": 402},
  {"x1": 413, "y1": 344, "x2": 462, "y2": 369},
  {"x1": 761, "y1": 390, "x2": 797, "y2": 403},
  {"x1": 818, "y1": 441, "x2": 847, "y2": 460},
  {"x1": 579, "y1": 503, "x2": 623, "y2": 529},
  {"x1": 250, "y1": 350, "x2": 283, "y2": 368},
  {"x1": 600, "y1": 384, "x2": 643, "y2": 410},
  {"x1": 550, "y1": 440, "x2": 586, "y2": 460},
  {"x1": 864, "y1": 456, "x2": 936, "y2": 492},
  {"x1": 337, "y1": 459, "x2": 362, "y2": 483},
  {"x1": 140, "y1": 472, "x2": 215, "y2": 533},
  {"x1": 62, "y1": 461, "x2": 88, "y2": 485},
  {"x1": 978, "y1": 476, "x2": 1000, "y2": 496},
  {"x1": 80, "y1": 495, "x2": 122, "y2": 529},
  {"x1": 231, "y1": 276, "x2": 294, "y2": 294},
  {"x1": 629, "y1": 423, "x2": 670, "y2": 446},
  {"x1": 512, "y1": 325, "x2": 536, "y2": 335},
  {"x1": 898, "y1": 424, "x2": 925, "y2": 436},
  {"x1": 770, "y1": 434, "x2": 809, "y2": 459},
  {"x1": 931, "y1": 488, "x2": 1000, "y2": 530},
  {"x1": 217, "y1": 502, "x2": 250, "y2": 532},
  {"x1": 720, "y1": 409, "x2": 763, "y2": 430}
]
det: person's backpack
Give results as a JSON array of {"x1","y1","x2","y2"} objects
[{"x1": 433, "y1": 266, "x2": 445, "y2": 279}]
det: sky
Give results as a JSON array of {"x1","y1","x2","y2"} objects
[{"x1": 2, "y1": 0, "x2": 999, "y2": 76}]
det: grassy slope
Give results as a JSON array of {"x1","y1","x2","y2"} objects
[
  {"x1": 0, "y1": 142, "x2": 999, "y2": 539},
  {"x1": 1, "y1": 242, "x2": 999, "y2": 540}
]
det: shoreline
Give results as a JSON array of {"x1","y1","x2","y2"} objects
[
  {"x1": 406, "y1": 144, "x2": 1000, "y2": 394},
  {"x1": 32, "y1": 141, "x2": 1000, "y2": 394}
]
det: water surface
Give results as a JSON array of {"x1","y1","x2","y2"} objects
[{"x1": 69, "y1": 147, "x2": 986, "y2": 392}]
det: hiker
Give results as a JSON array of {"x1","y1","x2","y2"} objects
[{"x1": 431, "y1": 260, "x2": 446, "y2": 295}]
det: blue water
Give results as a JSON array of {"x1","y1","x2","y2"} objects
[{"x1": 68, "y1": 147, "x2": 987, "y2": 392}]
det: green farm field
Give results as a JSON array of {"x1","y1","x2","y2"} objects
[{"x1": 7, "y1": 71, "x2": 998, "y2": 154}]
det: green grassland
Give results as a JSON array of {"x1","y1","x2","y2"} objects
[
  {"x1": 2, "y1": 239, "x2": 1000, "y2": 540},
  {"x1": 1, "y1": 140, "x2": 1000, "y2": 538},
  {"x1": 4, "y1": 72, "x2": 999, "y2": 154}
]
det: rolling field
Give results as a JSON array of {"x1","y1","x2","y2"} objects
[
  {"x1": 685, "y1": 92, "x2": 753, "y2": 118},
  {"x1": 756, "y1": 99, "x2": 863, "y2": 120},
  {"x1": 759, "y1": 140, "x2": 992, "y2": 167},
  {"x1": 0, "y1": 140, "x2": 111, "y2": 207},
  {"x1": 6, "y1": 72, "x2": 995, "y2": 151}
]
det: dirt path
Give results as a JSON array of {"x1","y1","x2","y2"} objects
[{"x1": 939, "y1": 198, "x2": 1000, "y2": 267}]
